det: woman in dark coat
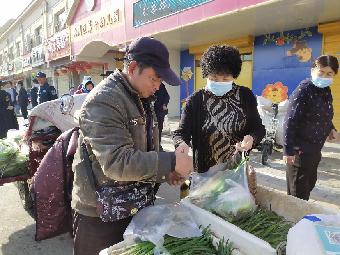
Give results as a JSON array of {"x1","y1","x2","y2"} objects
[
  {"x1": 173, "y1": 45, "x2": 265, "y2": 173},
  {"x1": 0, "y1": 81, "x2": 19, "y2": 138},
  {"x1": 283, "y1": 55, "x2": 339, "y2": 200}
]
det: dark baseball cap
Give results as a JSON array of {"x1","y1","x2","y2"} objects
[
  {"x1": 127, "y1": 37, "x2": 180, "y2": 86},
  {"x1": 36, "y1": 71, "x2": 46, "y2": 78}
]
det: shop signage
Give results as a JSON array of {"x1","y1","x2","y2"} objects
[
  {"x1": 72, "y1": 9, "x2": 121, "y2": 40},
  {"x1": 47, "y1": 30, "x2": 70, "y2": 61},
  {"x1": 133, "y1": 0, "x2": 213, "y2": 27},
  {"x1": 31, "y1": 45, "x2": 45, "y2": 67},
  {"x1": 22, "y1": 55, "x2": 32, "y2": 68}
]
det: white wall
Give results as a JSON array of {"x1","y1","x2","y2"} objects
[{"x1": 167, "y1": 49, "x2": 181, "y2": 117}]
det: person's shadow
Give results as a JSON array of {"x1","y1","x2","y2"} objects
[{"x1": 1, "y1": 224, "x2": 73, "y2": 255}]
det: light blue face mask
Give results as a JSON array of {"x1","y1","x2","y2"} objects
[
  {"x1": 311, "y1": 75, "x2": 333, "y2": 88},
  {"x1": 206, "y1": 79, "x2": 233, "y2": 96}
]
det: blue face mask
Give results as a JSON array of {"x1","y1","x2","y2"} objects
[
  {"x1": 311, "y1": 75, "x2": 333, "y2": 88},
  {"x1": 206, "y1": 79, "x2": 233, "y2": 96}
]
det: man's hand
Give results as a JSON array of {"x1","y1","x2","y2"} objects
[
  {"x1": 235, "y1": 135, "x2": 254, "y2": 152},
  {"x1": 7, "y1": 106, "x2": 14, "y2": 110},
  {"x1": 283, "y1": 155, "x2": 295, "y2": 166},
  {"x1": 175, "y1": 149, "x2": 193, "y2": 178},
  {"x1": 176, "y1": 142, "x2": 190, "y2": 154},
  {"x1": 328, "y1": 129, "x2": 338, "y2": 142},
  {"x1": 167, "y1": 171, "x2": 185, "y2": 186}
]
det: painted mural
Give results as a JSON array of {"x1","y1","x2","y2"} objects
[
  {"x1": 253, "y1": 27, "x2": 322, "y2": 97},
  {"x1": 180, "y1": 50, "x2": 195, "y2": 111},
  {"x1": 262, "y1": 82, "x2": 288, "y2": 104}
]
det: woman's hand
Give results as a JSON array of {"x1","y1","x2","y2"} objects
[
  {"x1": 235, "y1": 135, "x2": 254, "y2": 152},
  {"x1": 283, "y1": 155, "x2": 295, "y2": 166}
]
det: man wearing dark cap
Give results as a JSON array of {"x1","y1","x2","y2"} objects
[
  {"x1": 71, "y1": 37, "x2": 193, "y2": 255},
  {"x1": 30, "y1": 78, "x2": 39, "y2": 108},
  {"x1": 36, "y1": 71, "x2": 58, "y2": 104}
]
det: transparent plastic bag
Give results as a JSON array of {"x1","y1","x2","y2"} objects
[
  {"x1": 188, "y1": 155, "x2": 257, "y2": 222},
  {"x1": 123, "y1": 204, "x2": 202, "y2": 254}
]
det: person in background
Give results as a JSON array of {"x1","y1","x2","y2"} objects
[
  {"x1": 36, "y1": 71, "x2": 58, "y2": 104},
  {"x1": 0, "y1": 81, "x2": 19, "y2": 138},
  {"x1": 4, "y1": 81, "x2": 17, "y2": 112},
  {"x1": 71, "y1": 37, "x2": 193, "y2": 255},
  {"x1": 154, "y1": 82, "x2": 170, "y2": 151},
  {"x1": 30, "y1": 78, "x2": 39, "y2": 108},
  {"x1": 173, "y1": 45, "x2": 265, "y2": 173},
  {"x1": 75, "y1": 76, "x2": 95, "y2": 94},
  {"x1": 283, "y1": 55, "x2": 339, "y2": 200},
  {"x1": 17, "y1": 81, "x2": 29, "y2": 119},
  {"x1": 69, "y1": 86, "x2": 75, "y2": 95}
]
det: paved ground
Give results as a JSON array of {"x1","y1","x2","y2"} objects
[{"x1": 0, "y1": 116, "x2": 339, "y2": 254}]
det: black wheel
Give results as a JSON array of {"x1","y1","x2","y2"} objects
[
  {"x1": 262, "y1": 143, "x2": 270, "y2": 165},
  {"x1": 16, "y1": 181, "x2": 34, "y2": 218}
]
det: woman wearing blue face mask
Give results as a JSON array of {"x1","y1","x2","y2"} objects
[
  {"x1": 283, "y1": 55, "x2": 339, "y2": 200},
  {"x1": 173, "y1": 45, "x2": 265, "y2": 173}
]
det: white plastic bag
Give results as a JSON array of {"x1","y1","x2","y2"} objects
[
  {"x1": 123, "y1": 204, "x2": 202, "y2": 254},
  {"x1": 188, "y1": 156, "x2": 257, "y2": 222},
  {"x1": 256, "y1": 96, "x2": 288, "y2": 146}
]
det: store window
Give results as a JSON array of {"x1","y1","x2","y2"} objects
[
  {"x1": 15, "y1": 42, "x2": 21, "y2": 57},
  {"x1": 34, "y1": 26, "x2": 43, "y2": 47},
  {"x1": 54, "y1": 9, "x2": 66, "y2": 33}
]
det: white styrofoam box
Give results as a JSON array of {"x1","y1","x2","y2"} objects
[{"x1": 181, "y1": 199, "x2": 276, "y2": 255}]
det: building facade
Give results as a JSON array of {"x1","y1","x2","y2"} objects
[{"x1": 1, "y1": 0, "x2": 340, "y2": 124}]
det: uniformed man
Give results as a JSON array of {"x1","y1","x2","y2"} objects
[{"x1": 36, "y1": 71, "x2": 58, "y2": 104}]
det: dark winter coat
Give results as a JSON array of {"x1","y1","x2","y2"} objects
[
  {"x1": 18, "y1": 87, "x2": 29, "y2": 107},
  {"x1": 154, "y1": 83, "x2": 170, "y2": 119},
  {"x1": 31, "y1": 127, "x2": 79, "y2": 241},
  {"x1": 0, "y1": 89, "x2": 19, "y2": 138},
  {"x1": 30, "y1": 87, "x2": 39, "y2": 107}
]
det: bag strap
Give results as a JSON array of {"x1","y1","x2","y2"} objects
[{"x1": 81, "y1": 142, "x2": 97, "y2": 189}]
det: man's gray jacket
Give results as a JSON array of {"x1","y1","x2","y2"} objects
[{"x1": 71, "y1": 70, "x2": 174, "y2": 217}]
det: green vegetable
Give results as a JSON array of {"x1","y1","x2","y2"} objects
[
  {"x1": 229, "y1": 208, "x2": 292, "y2": 248},
  {"x1": 109, "y1": 226, "x2": 235, "y2": 255},
  {"x1": 0, "y1": 139, "x2": 28, "y2": 178}
]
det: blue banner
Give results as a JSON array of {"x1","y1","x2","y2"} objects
[{"x1": 133, "y1": 0, "x2": 212, "y2": 27}]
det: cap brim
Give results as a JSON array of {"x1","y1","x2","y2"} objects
[{"x1": 154, "y1": 67, "x2": 181, "y2": 86}]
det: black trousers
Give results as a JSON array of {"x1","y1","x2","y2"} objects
[
  {"x1": 286, "y1": 151, "x2": 321, "y2": 200},
  {"x1": 73, "y1": 212, "x2": 132, "y2": 255},
  {"x1": 21, "y1": 105, "x2": 28, "y2": 119}
]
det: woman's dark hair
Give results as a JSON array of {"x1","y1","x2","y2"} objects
[
  {"x1": 312, "y1": 55, "x2": 339, "y2": 74},
  {"x1": 200, "y1": 45, "x2": 242, "y2": 78}
]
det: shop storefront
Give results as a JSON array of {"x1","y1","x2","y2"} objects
[
  {"x1": 66, "y1": 0, "x2": 126, "y2": 92},
  {"x1": 46, "y1": 29, "x2": 72, "y2": 95}
]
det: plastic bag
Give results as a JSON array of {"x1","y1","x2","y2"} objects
[
  {"x1": 123, "y1": 204, "x2": 202, "y2": 254},
  {"x1": 0, "y1": 139, "x2": 28, "y2": 178},
  {"x1": 188, "y1": 156, "x2": 257, "y2": 222},
  {"x1": 256, "y1": 96, "x2": 288, "y2": 146}
]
